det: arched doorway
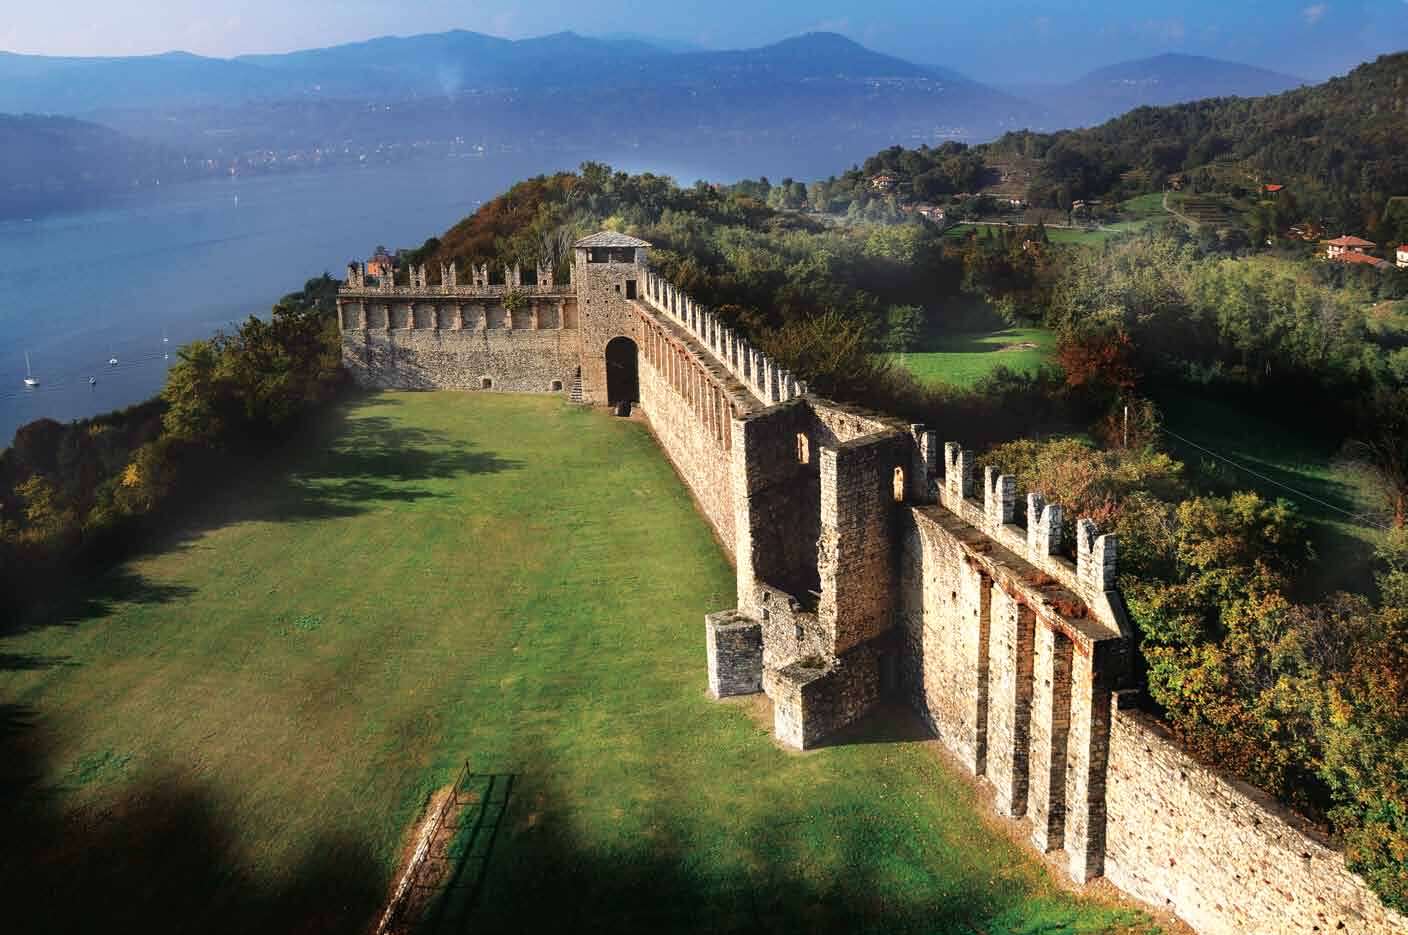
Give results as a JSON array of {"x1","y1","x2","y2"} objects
[{"x1": 605, "y1": 336, "x2": 639, "y2": 405}]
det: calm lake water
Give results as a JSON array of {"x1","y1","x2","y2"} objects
[{"x1": 2, "y1": 148, "x2": 761, "y2": 446}]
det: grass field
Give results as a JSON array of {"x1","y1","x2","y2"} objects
[
  {"x1": 0, "y1": 392, "x2": 1154, "y2": 934},
  {"x1": 1157, "y1": 391, "x2": 1387, "y2": 596},
  {"x1": 893, "y1": 326, "x2": 1056, "y2": 389},
  {"x1": 945, "y1": 222, "x2": 1124, "y2": 247}
]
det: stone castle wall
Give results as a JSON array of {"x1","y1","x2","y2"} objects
[
  {"x1": 339, "y1": 236, "x2": 1404, "y2": 935},
  {"x1": 634, "y1": 306, "x2": 740, "y2": 555},
  {"x1": 337, "y1": 279, "x2": 580, "y2": 395},
  {"x1": 1105, "y1": 701, "x2": 1408, "y2": 935},
  {"x1": 342, "y1": 329, "x2": 580, "y2": 393}
]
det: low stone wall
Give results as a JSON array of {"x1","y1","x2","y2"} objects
[
  {"x1": 342, "y1": 331, "x2": 579, "y2": 393},
  {"x1": 705, "y1": 611, "x2": 763, "y2": 698},
  {"x1": 1105, "y1": 701, "x2": 1408, "y2": 935},
  {"x1": 765, "y1": 644, "x2": 880, "y2": 750}
]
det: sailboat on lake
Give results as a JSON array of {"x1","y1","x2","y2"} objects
[{"x1": 23, "y1": 351, "x2": 39, "y2": 387}]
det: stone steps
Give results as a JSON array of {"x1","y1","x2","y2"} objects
[{"x1": 568, "y1": 370, "x2": 584, "y2": 404}]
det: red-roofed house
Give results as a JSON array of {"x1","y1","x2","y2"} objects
[
  {"x1": 1334, "y1": 251, "x2": 1392, "y2": 271},
  {"x1": 1325, "y1": 235, "x2": 1376, "y2": 260},
  {"x1": 870, "y1": 174, "x2": 897, "y2": 192},
  {"x1": 1398, "y1": 245, "x2": 1408, "y2": 270},
  {"x1": 366, "y1": 250, "x2": 395, "y2": 278},
  {"x1": 1263, "y1": 184, "x2": 1285, "y2": 194}
]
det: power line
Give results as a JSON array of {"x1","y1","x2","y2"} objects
[{"x1": 1158, "y1": 425, "x2": 1392, "y2": 532}]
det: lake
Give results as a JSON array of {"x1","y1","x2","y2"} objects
[{"x1": 0, "y1": 147, "x2": 756, "y2": 445}]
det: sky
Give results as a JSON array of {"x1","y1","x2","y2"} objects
[{"x1": 2, "y1": 1, "x2": 1406, "y2": 84}]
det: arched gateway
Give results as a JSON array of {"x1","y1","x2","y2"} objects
[{"x1": 605, "y1": 336, "x2": 639, "y2": 405}]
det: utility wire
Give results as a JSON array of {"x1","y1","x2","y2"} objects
[{"x1": 1158, "y1": 425, "x2": 1392, "y2": 532}]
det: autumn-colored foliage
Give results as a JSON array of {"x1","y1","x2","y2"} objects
[{"x1": 1055, "y1": 329, "x2": 1139, "y2": 396}]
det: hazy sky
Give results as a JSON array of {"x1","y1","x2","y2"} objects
[{"x1": 3, "y1": 1, "x2": 1406, "y2": 83}]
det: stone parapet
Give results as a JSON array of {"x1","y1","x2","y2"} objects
[
  {"x1": 939, "y1": 441, "x2": 1128, "y2": 639},
  {"x1": 640, "y1": 271, "x2": 806, "y2": 407}
]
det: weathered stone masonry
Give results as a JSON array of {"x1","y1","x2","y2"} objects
[{"x1": 341, "y1": 232, "x2": 1406, "y2": 935}]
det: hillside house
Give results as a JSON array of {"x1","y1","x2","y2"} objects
[
  {"x1": 1398, "y1": 245, "x2": 1408, "y2": 269},
  {"x1": 1334, "y1": 251, "x2": 1392, "y2": 271},
  {"x1": 365, "y1": 251, "x2": 395, "y2": 279},
  {"x1": 869, "y1": 174, "x2": 897, "y2": 192},
  {"x1": 1325, "y1": 235, "x2": 1376, "y2": 260},
  {"x1": 914, "y1": 204, "x2": 946, "y2": 222}
]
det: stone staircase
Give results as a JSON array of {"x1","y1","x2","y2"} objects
[{"x1": 568, "y1": 369, "x2": 584, "y2": 404}]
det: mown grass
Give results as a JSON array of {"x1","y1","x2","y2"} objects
[
  {"x1": 893, "y1": 326, "x2": 1056, "y2": 389},
  {"x1": 944, "y1": 223, "x2": 1121, "y2": 247},
  {"x1": 0, "y1": 391, "x2": 1154, "y2": 934}
]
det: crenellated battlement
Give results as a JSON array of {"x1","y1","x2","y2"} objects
[
  {"x1": 938, "y1": 441, "x2": 1125, "y2": 637},
  {"x1": 639, "y1": 271, "x2": 807, "y2": 407},
  {"x1": 341, "y1": 259, "x2": 568, "y2": 298}
]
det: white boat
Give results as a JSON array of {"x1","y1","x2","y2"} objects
[
  {"x1": 109, "y1": 354, "x2": 119, "y2": 366},
  {"x1": 23, "y1": 351, "x2": 39, "y2": 387},
  {"x1": 89, "y1": 376, "x2": 97, "y2": 386}
]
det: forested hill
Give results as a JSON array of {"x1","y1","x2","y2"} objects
[
  {"x1": 0, "y1": 114, "x2": 204, "y2": 219},
  {"x1": 985, "y1": 52, "x2": 1408, "y2": 238}
]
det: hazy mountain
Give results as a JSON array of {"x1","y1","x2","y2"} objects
[
  {"x1": 595, "y1": 33, "x2": 709, "y2": 54},
  {"x1": 0, "y1": 30, "x2": 1027, "y2": 133},
  {"x1": 0, "y1": 30, "x2": 1046, "y2": 219},
  {"x1": 0, "y1": 50, "x2": 292, "y2": 114},
  {"x1": 1013, "y1": 53, "x2": 1306, "y2": 128},
  {"x1": 0, "y1": 113, "x2": 202, "y2": 218}
]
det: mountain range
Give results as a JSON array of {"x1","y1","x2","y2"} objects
[
  {"x1": 1009, "y1": 53, "x2": 1306, "y2": 127},
  {"x1": 0, "y1": 30, "x2": 1325, "y2": 220},
  {"x1": 0, "y1": 31, "x2": 1304, "y2": 132}
]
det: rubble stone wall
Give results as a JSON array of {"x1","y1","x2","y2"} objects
[{"x1": 1105, "y1": 701, "x2": 1408, "y2": 935}]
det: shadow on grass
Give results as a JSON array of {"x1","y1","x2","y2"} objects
[
  {"x1": 0, "y1": 722, "x2": 1148, "y2": 935},
  {"x1": 1158, "y1": 400, "x2": 1383, "y2": 596},
  {"x1": 812, "y1": 701, "x2": 936, "y2": 748},
  {"x1": 446, "y1": 768, "x2": 1150, "y2": 935},
  {"x1": 0, "y1": 716, "x2": 385, "y2": 935},
  {"x1": 919, "y1": 329, "x2": 1043, "y2": 355},
  {"x1": 6, "y1": 394, "x2": 522, "y2": 638}
]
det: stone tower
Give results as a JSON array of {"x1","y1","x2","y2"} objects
[{"x1": 572, "y1": 232, "x2": 650, "y2": 405}]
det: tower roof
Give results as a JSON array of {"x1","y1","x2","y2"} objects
[{"x1": 575, "y1": 231, "x2": 652, "y2": 248}]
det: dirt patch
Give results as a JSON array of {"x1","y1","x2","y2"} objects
[{"x1": 998, "y1": 342, "x2": 1039, "y2": 352}]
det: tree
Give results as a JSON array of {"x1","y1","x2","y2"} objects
[
  {"x1": 1127, "y1": 493, "x2": 1311, "y2": 797},
  {"x1": 882, "y1": 305, "x2": 924, "y2": 353},
  {"x1": 1347, "y1": 387, "x2": 1408, "y2": 528}
]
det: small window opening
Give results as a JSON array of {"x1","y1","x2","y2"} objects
[
  {"x1": 550, "y1": 380, "x2": 563, "y2": 392},
  {"x1": 625, "y1": 279, "x2": 638, "y2": 300},
  {"x1": 481, "y1": 377, "x2": 493, "y2": 390},
  {"x1": 794, "y1": 622, "x2": 804, "y2": 640},
  {"x1": 796, "y1": 433, "x2": 810, "y2": 464},
  {"x1": 614, "y1": 283, "x2": 621, "y2": 293},
  {"x1": 893, "y1": 466, "x2": 906, "y2": 503}
]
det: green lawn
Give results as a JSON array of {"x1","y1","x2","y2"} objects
[
  {"x1": 944, "y1": 223, "x2": 1120, "y2": 247},
  {"x1": 1, "y1": 392, "x2": 1152, "y2": 934},
  {"x1": 894, "y1": 327, "x2": 1057, "y2": 389}
]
